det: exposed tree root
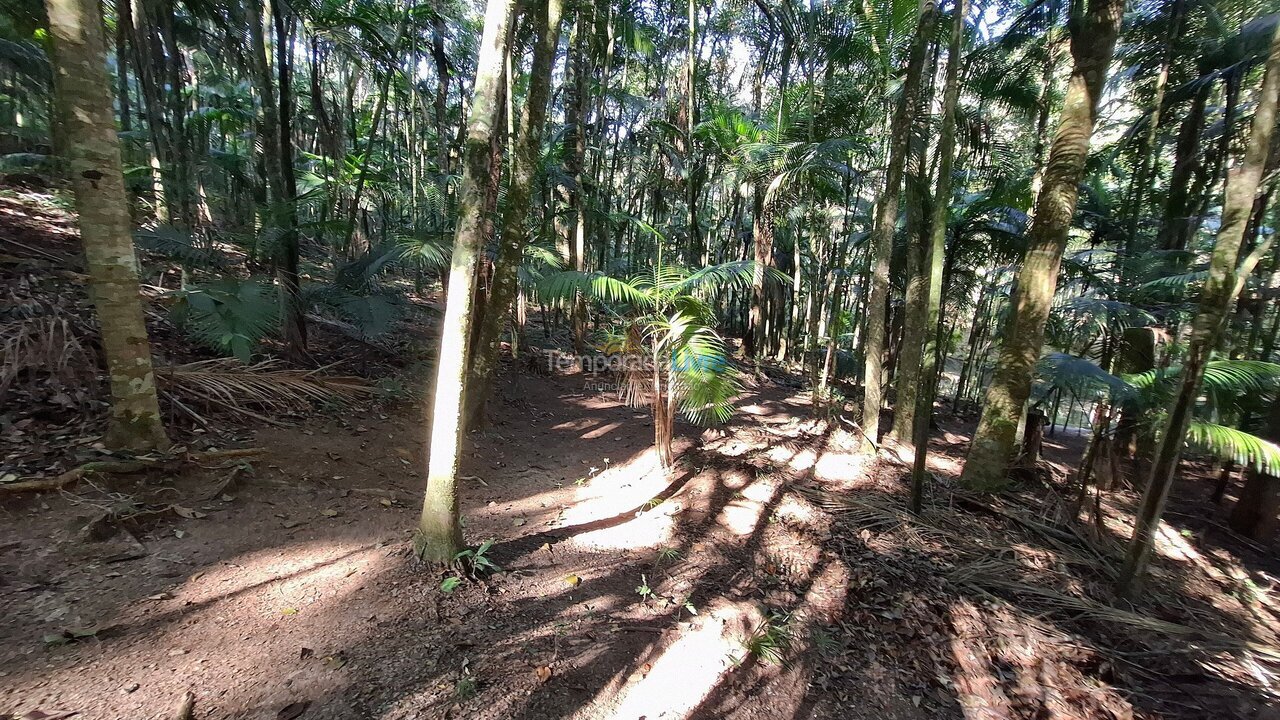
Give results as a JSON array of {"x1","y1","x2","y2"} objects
[{"x1": 0, "y1": 448, "x2": 266, "y2": 495}]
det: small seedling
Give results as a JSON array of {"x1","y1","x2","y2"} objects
[
  {"x1": 440, "y1": 539, "x2": 500, "y2": 591},
  {"x1": 454, "y1": 538, "x2": 501, "y2": 577},
  {"x1": 635, "y1": 574, "x2": 654, "y2": 601},
  {"x1": 644, "y1": 497, "x2": 664, "y2": 510},
  {"x1": 679, "y1": 595, "x2": 698, "y2": 618},
  {"x1": 655, "y1": 547, "x2": 681, "y2": 566},
  {"x1": 811, "y1": 625, "x2": 839, "y2": 655},
  {"x1": 744, "y1": 612, "x2": 794, "y2": 665},
  {"x1": 454, "y1": 676, "x2": 478, "y2": 699}
]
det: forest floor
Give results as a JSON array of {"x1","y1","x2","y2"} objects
[{"x1": 2, "y1": 188, "x2": 1280, "y2": 719}]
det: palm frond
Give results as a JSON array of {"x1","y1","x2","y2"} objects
[
  {"x1": 169, "y1": 278, "x2": 279, "y2": 362},
  {"x1": 538, "y1": 270, "x2": 651, "y2": 306},
  {"x1": 1036, "y1": 352, "x2": 1135, "y2": 400},
  {"x1": 160, "y1": 359, "x2": 378, "y2": 417},
  {"x1": 1185, "y1": 420, "x2": 1280, "y2": 474}
]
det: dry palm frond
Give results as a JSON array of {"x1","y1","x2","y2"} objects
[
  {"x1": 0, "y1": 315, "x2": 89, "y2": 398},
  {"x1": 797, "y1": 486, "x2": 955, "y2": 544},
  {"x1": 158, "y1": 359, "x2": 378, "y2": 418},
  {"x1": 950, "y1": 558, "x2": 1280, "y2": 666},
  {"x1": 806, "y1": 480, "x2": 1280, "y2": 674}
]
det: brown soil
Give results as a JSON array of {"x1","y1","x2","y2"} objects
[{"x1": 4, "y1": 367, "x2": 1279, "y2": 719}]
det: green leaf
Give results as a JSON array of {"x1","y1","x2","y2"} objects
[
  {"x1": 1185, "y1": 420, "x2": 1280, "y2": 474},
  {"x1": 440, "y1": 576, "x2": 462, "y2": 593}
]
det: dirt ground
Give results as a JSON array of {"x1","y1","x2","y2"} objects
[{"x1": 3, "y1": 359, "x2": 1279, "y2": 720}]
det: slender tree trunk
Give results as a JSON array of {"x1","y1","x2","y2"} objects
[
  {"x1": 46, "y1": 0, "x2": 169, "y2": 451},
  {"x1": 1158, "y1": 84, "x2": 1210, "y2": 252},
  {"x1": 960, "y1": 0, "x2": 1125, "y2": 491},
  {"x1": 910, "y1": 0, "x2": 967, "y2": 511},
  {"x1": 272, "y1": 0, "x2": 306, "y2": 359},
  {"x1": 465, "y1": 0, "x2": 564, "y2": 428},
  {"x1": 861, "y1": 0, "x2": 936, "y2": 452},
  {"x1": 1117, "y1": 21, "x2": 1280, "y2": 597},
  {"x1": 415, "y1": 0, "x2": 515, "y2": 564}
]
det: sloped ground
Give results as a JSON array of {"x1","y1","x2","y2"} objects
[
  {"x1": 3, "y1": 365, "x2": 1278, "y2": 719},
  {"x1": 2, "y1": 188, "x2": 1279, "y2": 719}
]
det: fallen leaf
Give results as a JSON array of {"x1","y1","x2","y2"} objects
[
  {"x1": 322, "y1": 654, "x2": 347, "y2": 670},
  {"x1": 281, "y1": 520, "x2": 301, "y2": 529},
  {"x1": 299, "y1": 647, "x2": 314, "y2": 660},
  {"x1": 513, "y1": 518, "x2": 527, "y2": 527},
  {"x1": 277, "y1": 701, "x2": 310, "y2": 720},
  {"x1": 321, "y1": 509, "x2": 339, "y2": 518},
  {"x1": 171, "y1": 505, "x2": 205, "y2": 520},
  {"x1": 281, "y1": 608, "x2": 299, "y2": 616},
  {"x1": 564, "y1": 575, "x2": 581, "y2": 587},
  {"x1": 18, "y1": 710, "x2": 79, "y2": 719},
  {"x1": 378, "y1": 498, "x2": 393, "y2": 507},
  {"x1": 173, "y1": 529, "x2": 186, "y2": 539},
  {"x1": 534, "y1": 665, "x2": 552, "y2": 683}
]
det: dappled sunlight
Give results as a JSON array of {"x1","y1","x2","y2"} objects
[
  {"x1": 582, "y1": 421, "x2": 623, "y2": 439},
  {"x1": 559, "y1": 448, "x2": 676, "y2": 550},
  {"x1": 172, "y1": 539, "x2": 387, "y2": 610},
  {"x1": 588, "y1": 598, "x2": 765, "y2": 720},
  {"x1": 814, "y1": 450, "x2": 870, "y2": 483},
  {"x1": 2, "y1": 536, "x2": 400, "y2": 719},
  {"x1": 716, "y1": 471, "x2": 784, "y2": 537},
  {"x1": 927, "y1": 452, "x2": 964, "y2": 477}
]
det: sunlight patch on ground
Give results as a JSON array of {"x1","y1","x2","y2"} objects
[
  {"x1": 582, "y1": 421, "x2": 623, "y2": 439},
  {"x1": 173, "y1": 540, "x2": 388, "y2": 611},
  {"x1": 1153, "y1": 519, "x2": 1205, "y2": 564},
  {"x1": 591, "y1": 598, "x2": 764, "y2": 720},
  {"x1": 717, "y1": 473, "x2": 783, "y2": 537},
  {"x1": 928, "y1": 453, "x2": 963, "y2": 477},
  {"x1": 814, "y1": 450, "x2": 868, "y2": 483},
  {"x1": 7, "y1": 539, "x2": 393, "y2": 719},
  {"x1": 560, "y1": 448, "x2": 677, "y2": 550}
]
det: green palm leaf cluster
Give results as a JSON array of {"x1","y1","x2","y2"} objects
[{"x1": 1036, "y1": 352, "x2": 1280, "y2": 473}]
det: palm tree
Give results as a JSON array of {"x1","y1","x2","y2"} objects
[
  {"x1": 45, "y1": 0, "x2": 168, "y2": 451},
  {"x1": 414, "y1": 0, "x2": 514, "y2": 565},
  {"x1": 465, "y1": 0, "x2": 565, "y2": 429},
  {"x1": 1117, "y1": 18, "x2": 1280, "y2": 598},
  {"x1": 960, "y1": 0, "x2": 1126, "y2": 491},
  {"x1": 542, "y1": 233, "x2": 760, "y2": 468}
]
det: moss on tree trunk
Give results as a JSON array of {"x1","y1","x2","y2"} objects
[
  {"x1": 415, "y1": 0, "x2": 515, "y2": 564},
  {"x1": 46, "y1": 0, "x2": 169, "y2": 452},
  {"x1": 960, "y1": 0, "x2": 1124, "y2": 492}
]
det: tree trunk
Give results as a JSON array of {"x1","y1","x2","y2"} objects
[
  {"x1": 415, "y1": 0, "x2": 515, "y2": 564},
  {"x1": 861, "y1": 0, "x2": 936, "y2": 453},
  {"x1": 745, "y1": 187, "x2": 774, "y2": 358},
  {"x1": 465, "y1": 0, "x2": 564, "y2": 428},
  {"x1": 910, "y1": 0, "x2": 966, "y2": 512},
  {"x1": 960, "y1": 0, "x2": 1124, "y2": 491},
  {"x1": 46, "y1": 0, "x2": 169, "y2": 451},
  {"x1": 1117, "y1": 19, "x2": 1280, "y2": 598},
  {"x1": 1157, "y1": 84, "x2": 1210, "y2": 252}
]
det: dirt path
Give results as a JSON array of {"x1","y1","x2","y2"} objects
[
  {"x1": 3, "y1": 365, "x2": 1277, "y2": 720},
  {"x1": 0, "y1": 368, "x2": 874, "y2": 719}
]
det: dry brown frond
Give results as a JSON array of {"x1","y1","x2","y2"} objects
[
  {"x1": 0, "y1": 315, "x2": 89, "y2": 398},
  {"x1": 158, "y1": 359, "x2": 378, "y2": 418}
]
